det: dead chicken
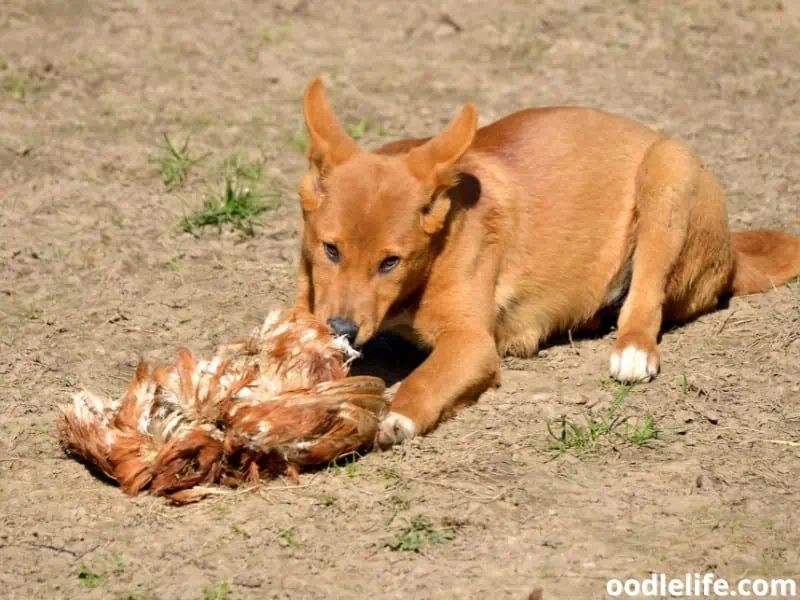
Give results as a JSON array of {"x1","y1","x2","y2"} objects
[{"x1": 57, "y1": 309, "x2": 389, "y2": 503}]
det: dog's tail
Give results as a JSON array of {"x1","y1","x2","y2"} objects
[{"x1": 730, "y1": 229, "x2": 800, "y2": 296}]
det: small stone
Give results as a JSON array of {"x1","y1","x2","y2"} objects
[{"x1": 234, "y1": 575, "x2": 262, "y2": 589}]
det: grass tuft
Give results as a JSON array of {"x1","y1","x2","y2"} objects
[
  {"x1": 386, "y1": 514, "x2": 456, "y2": 552},
  {"x1": 21, "y1": 303, "x2": 42, "y2": 320},
  {"x1": 288, "y1": 122, "x2": 308, "y2": 153},
  {"x1": 229, "y1": 523, "x2": 251, "y2": 538},
  {"x1": 150, "y1": 133, "x2": 210, "y2": 189},
  {"x1": 112, "y1": 552, "x2": 124, "y2": 575},
  {"x1": 346, "y1": 117, "x2": 370, "y2": 139},
  {"x1": 2, "y1": 73, "x2": 33, "y2": 100},
  {"x1": 76, "y1": 564, "x2": 103, "y2": 589},
  {"x1": 203, "y1": 579, "x2": 229, "y2": 600},
  {"x1": 390, "y1": 494, "x2": 411, "y2": 512},
  {"x1": 329, "y1": 451, "x2": 362, "y2": 477},
  {"x1": 277, "y1": 527, "x2": 295, "y2": 546},
  {"x1": 625, "y1": 413, "x2": 660, "y2": 445},
  {"x1": 346, "y1": 117, "x2": 390, "y2": 140},
  {"x1": 176, "y1": 174, "x2": 281, "y2": 237},
  {"x1": 546, "y1": 381, "x2": 660, "y2": 454},
  {"x1": 222, "y1": 154, "x2": 264, "y2": 182}
]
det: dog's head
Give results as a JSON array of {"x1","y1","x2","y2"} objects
[{"x1": 296, "y1": 77, "x2": 478, "y2": 346}]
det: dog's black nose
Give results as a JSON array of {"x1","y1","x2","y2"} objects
[{"x1": 328, "y1": 317, "x2": 359, "y2": 345}]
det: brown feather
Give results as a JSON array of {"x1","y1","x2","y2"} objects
[{"x1": 57, "y1": 410, "x2": 116, "y2": 481}]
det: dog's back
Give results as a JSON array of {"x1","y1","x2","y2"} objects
[{"x1": 376, "y1": 107, "x2": 664, "y2": 354}]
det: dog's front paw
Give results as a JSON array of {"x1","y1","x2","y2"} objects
[
  {"x1": 609, "y1": 344, "x2": 659, "y2": 383},
  {"x1": 376, "y1": 412, "x2": 417, "y2": 450}
]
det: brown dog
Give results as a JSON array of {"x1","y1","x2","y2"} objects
[{"x1": 292, "y1": 76, "x2": 800, "y2": 448}]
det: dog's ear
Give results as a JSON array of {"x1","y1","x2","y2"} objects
[
  {"x1": 406, "y1": 103, "x2": 478, "y2": 234},
  {"x1": 303, "y1": 76, "x2": 359, "y2": 175},
  {"x1": 406, "y1": 103, "x2": 477, "y2": 188}
]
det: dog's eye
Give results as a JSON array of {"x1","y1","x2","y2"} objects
[
  {"x1": 378, "y1": 256, "x2": 400, "y2": 273},
  {"x1": 323, "y1": 242, "x2": 340, "y2": 263}
]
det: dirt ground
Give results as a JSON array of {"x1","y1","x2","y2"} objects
[{"x1": 1, "y1": 1, "x2": 799, "y2": 598}]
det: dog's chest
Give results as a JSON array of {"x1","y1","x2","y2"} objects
[{"x1": 494, "y1": 284, "x2": 516, "y2": 313}]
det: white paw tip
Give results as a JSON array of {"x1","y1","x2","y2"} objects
[
  {"x1": 609, "y1": 345, "x2": 658, "y2": 383},
  {"x1": 383, "y1": 412, "x2": 417, "y2": 437},
  {"x1": 377, "y1": 412, "x2": 417, "y2": 446}
]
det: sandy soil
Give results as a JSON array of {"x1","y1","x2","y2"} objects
[{"x1": 1, "y1": 1, "x2": 798, "y2": 598}]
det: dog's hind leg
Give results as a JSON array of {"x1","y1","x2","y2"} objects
[{"x1": 609, "y1": 138, "x2": 703, "y2": 383}]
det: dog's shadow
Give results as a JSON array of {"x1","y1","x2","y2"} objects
[
  {"x1": 348, "y1": 296, "x2": 724, "y2": 386},
  {"x1": 539, "y1": 295, "x2": 732, "y2": 350},
  {"x1": 348, "y1": 333, "x2": 429, "y2": 389}
]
